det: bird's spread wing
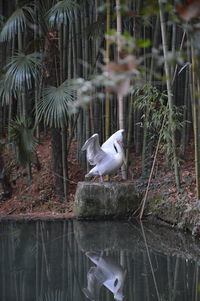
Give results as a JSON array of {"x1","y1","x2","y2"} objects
[
  {"x1": 81, "y1": 134, "x2": 106, "y2": 165},
  {"x1": 101, "y1": 129, "x2": 124, "y2": 154}
]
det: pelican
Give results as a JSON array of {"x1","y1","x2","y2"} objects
[
  {"x1": 83, "y1": 251, "x2": 126, "y2": 301},
  {"x1": 81, "y1": 129, "x2": 126, "y2": 182}
]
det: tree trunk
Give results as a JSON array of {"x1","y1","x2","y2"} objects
[
  {"x1": 51, "y1": 128, "x2": 64, "y2": 200},
  {"x1": 0, "y1": 146, "x2": 12, "y2": 199}
]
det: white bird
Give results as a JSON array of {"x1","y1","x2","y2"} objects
[
  {"x1": 83, "y1": 251, "x2": 126, "y2": 301},
  {"x1": 81, "y1": 129, "x2": 126, "y2": 182}
]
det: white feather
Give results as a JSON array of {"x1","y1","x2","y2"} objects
[{"x1": 82, "y1": 129, "x2": 125, "y2": 181}]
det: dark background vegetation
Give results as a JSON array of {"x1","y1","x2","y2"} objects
[{"x1": 0, "y1": 0, "x2": 199, "y2": 216}]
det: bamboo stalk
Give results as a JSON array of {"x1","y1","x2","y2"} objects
[
  {"x1": 105, "y1": 0, "x2": 110, "y2": 140},
  {"x1": 158, "y1": 0, "x2": 180, "y2": 190},
  {"x1": 61, "y1": 125, "x2": 68, "y2": 202},
  {"x1": 116, "y1": 0, "x2": 126, "y2": 179},
  {"x1": 59, "y1": 22, "x2": 68, "y2": 201},
  {"x1": 116, "y1": 0, "x2": 124, "y2": 129},
  {"x1": 126, "y1": 95, "x2": 133, "y2": 178},
  {"x1": 191, "y1": 45, "x2": 200, "y2": 199}
]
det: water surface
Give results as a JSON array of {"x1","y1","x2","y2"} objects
[{"x1": 0, "y1": 220, "x2": 200, "y2": 301}]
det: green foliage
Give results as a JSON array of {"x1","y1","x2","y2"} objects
[
  {"x1": 0, "y1": 4, "x2": 35, "y2": 42},
  {"x1": 5, "y1": 52, "x2": 42, "y2": 90},
  {"x1": 83, "y1": 14, "x2": 105, "y2": 39},
  {"x1": 9, "y1": 117, "x2": 38, "y2": 167},
  {"x1": 133, "y1": 84, "x2": 187, "y2": 165},
  {"x1": 140, "y1": 0, "x2": 159, "y2": 16},
  {"x1": 137, "y1": 38, "x2": 151, "y2": 49},
  {"x1": 0, "y1": 74, "x2": 18, "y2": 105},
  {"x1": 106, "y1": 30, "x2": 136, "y2": 53},
  {"x1": 38, "y1": 80, "x2": 76, "y2": 128},
  {"x1": 39, "y1": 188, "x2": 52, "y2": 203},
  {"x1": 46, "y1": 0, "x2": 78, "y2": 27}
]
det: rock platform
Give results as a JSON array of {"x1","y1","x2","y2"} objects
[{"x1": 73, "y1": 181, "x2": 142, "y2": 218}]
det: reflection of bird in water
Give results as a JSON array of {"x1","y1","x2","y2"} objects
[
  {"x1": 83, "y1": 251, "x2": 126, "y2": 301},
  {"x1": 81, "y1": 129, "x2": 125, "y2": 182},
  {"x1": 83, "y1": 266, "x2": 101, "y2": 301}
]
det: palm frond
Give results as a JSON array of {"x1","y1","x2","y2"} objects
[
  {"x1": 9, "y1": 117, "x2": 37, "y2": 167},
  {"x1": 46, "y1": 0, "x2": 79, "y2": 27},
  {"x1": 0, "y1": 15, "x2": 5, "y2": 28},
  {"x1": 0, "y1": 74, "x2": 18, "y2": 105},
  {"x1": 0, "y1": 4, "x2": 35, "y2": 42},
  {"x1": 38, "y1": 80, "x2": 76, "y2": 128},
  {"x1": 5, "y1": 52, "x2": 42, "y2": 90}
]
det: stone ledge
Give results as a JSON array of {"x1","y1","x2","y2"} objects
[{"x1": 73, "y1": 181, "x2": 142, "y2": 218}]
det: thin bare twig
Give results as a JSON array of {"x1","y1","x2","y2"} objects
[
  {"x1": 139, "y1": 115, "x2": 166, "y2": 220},
  {"x1": 140, "y1": 221, "x2": 161, "y2": 301}
]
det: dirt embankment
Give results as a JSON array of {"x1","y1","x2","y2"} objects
[{"x1": 0, "y1": 135, "x2": 199, "y2": 236}]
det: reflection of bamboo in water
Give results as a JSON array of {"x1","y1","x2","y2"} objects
[
  {"x1": 10, "y1": 225, "x2": 26, "y2": 301},
  {"x1": 105, "y1": 288, "x2": 109, "y2": 301},
  {"x1": 66, "y1": 221, "x2": 72, "y2": 299},
  {"x1": 184, "y1": 261, "x2": 188, "y2": 301},
  {"x1": 195, "y1": 263, "x2": 199, "y2": 301},
  {"x1": 2, "y1": 229, "x2": 6, "y2": 300},
  {"x1": 172, "y1": 257, "x2": 180, "y2": 301},
  {"x1": 3, "y1": 221, "x2": 200, "y2": 300},
  {"x1": 21, "y1": 271, "x2": 25, "y2": 301},
  {"x1": 140, "y1": 222, "x2": 160, "y2": 301},
  {"x1": 36, "y1": 222, "x2": 39, "y2": 300},
  {"x1": 167, "y1": 255, "x2": 173, "y2": 301},
  {"x1": 67, "y1": 222, "x2": 71, "y2": 299},
  {"x1": 62, "y1": 221, "x2": 67, "y2": 295},
  {"x1": 67, "y1": 221, "x2": 83, "y2": 300},
  {"x1": 143, "y1": 253, "x2": 150, "y2": 301},
  {"x1": 10, "y1": 223, "x2": 19, "y2": 301},
  {"x1": 40, "y1": 222, "x2": 50, "y2": 281},
  {"x1": 191, "y1": 261, "x2": 199, "y2": 301}
]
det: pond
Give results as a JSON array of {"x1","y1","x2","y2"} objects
[{"x1": 0, "y1": 219, "x2": 200, "y2": 301}]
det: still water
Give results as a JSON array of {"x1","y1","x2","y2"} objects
[{"x1": 0, "y1": 219, "x2": 200, "y2": 301}]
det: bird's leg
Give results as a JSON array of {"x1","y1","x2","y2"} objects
[
  {"x1": 99, "y1": 174, "x2": 104, "y2": 183},
  {"x1": 85, "y1": 174, "x2": 90, "y2": 182}
]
